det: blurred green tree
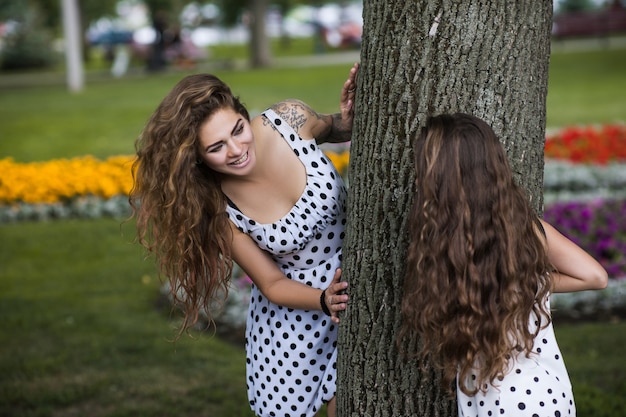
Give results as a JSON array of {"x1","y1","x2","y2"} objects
[
  {"x1": 0, "y1": 0, "x2": 122, "y2": 70},
  {"x1": 0, "y1": 1, "x2": 56, "y2": 70}
]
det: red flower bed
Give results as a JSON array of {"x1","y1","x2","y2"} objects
[{"x1": 545, "y1": 124, "x2": 626, "y2": 164}]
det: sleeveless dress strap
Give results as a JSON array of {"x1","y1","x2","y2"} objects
[
  {"x1": 535, "y1": 217, "x2": 546, "y2": 237},
  {"x1": 262, "y1": 108, "x2": 302, "y2": 151}
]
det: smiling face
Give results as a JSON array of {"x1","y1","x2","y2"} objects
[{"x1": 198, "y1": 107, "x2": 256, "y2": 176}]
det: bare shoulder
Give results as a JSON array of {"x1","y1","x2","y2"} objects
[
  {"x1": 269, "y1": 99, "x2": 324, "y2": 137},
  {"x1": 247, "y1": 112, "x2": 281, "y2": 143}
]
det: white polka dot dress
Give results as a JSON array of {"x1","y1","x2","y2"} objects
[
  {"x1": 226, "y1": 109, "x2": 348, "y2": 417},
  {"x1": 457, "y1": 297, "x2": 575, "y2": 417}
]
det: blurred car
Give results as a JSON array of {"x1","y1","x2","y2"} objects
[
  {"x1": 86, "y1": 18, "x2": 134, "y2": 46},
  {"x1": 87, "y1": 28, "x2": 133, "y2": 45}
]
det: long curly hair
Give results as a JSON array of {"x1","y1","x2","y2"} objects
[
  {"x1": 400, "y1": 113, "x2": 552, "y2": 396},
  {"x1": 129, "y1": 74, "x2": 250, "y2": 335}
]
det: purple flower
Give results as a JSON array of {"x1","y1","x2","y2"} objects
[{"x1": 544, "y1": 199, "x2": 626, "y2": 279}]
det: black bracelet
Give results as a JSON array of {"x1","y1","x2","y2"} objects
[{"x1": 320, "y1": 290, "x2": 331, "y2": 316}]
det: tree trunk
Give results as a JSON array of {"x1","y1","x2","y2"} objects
[
  {"x1": 249, "y1": 0, "x2": 272, "y2": 68},
  {"x1": 337, "y1": 1, "x2": 552, "y2": 416},
  {"x1": 61, "y1": 0, "x2": 84, "y2": 92}
]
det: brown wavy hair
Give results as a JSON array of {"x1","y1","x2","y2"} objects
[
  {"x1": 400, "y1": 113, "x2": 552, "y2": 396},
  {"x1": 129, "y1": 74, "x2": 250, "y2": 335}
]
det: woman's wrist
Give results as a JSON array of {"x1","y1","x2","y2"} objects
[{"x1": 320, "y1": 290, "x2": 331, "y2": 316}]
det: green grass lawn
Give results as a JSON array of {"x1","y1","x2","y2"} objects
[
  {"x1": 547, "y1": 48, "x2": 626, "y2": 128},
  {"x1": 0, "y1": 219, "x2": 624, "y2": 416},
  {"x1": 0, "y1": 219, "x2": 254, "y2": 417},
  {"x1": 556, "y1": 321, "x2": 626, "y2": 417},
  {"x1": 0, "y1": 40, "x2": 625, "y2": 416}
]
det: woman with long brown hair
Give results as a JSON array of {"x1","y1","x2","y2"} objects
[
  {"x1": 130, "y1": 63, "x2": 358, "y2": 417},
  {"x1": 401, "y1": 113, "x2": 607, "y2": 416}
]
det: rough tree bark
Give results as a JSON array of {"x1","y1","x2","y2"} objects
[{"x1": 337, "y1": 1, "x2": 553, "y2": 416}]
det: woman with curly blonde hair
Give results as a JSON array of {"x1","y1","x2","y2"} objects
[
  {"x1": 130, "y1": 63, "x2": 358, "y2": 417},
  {"x1": 401, "y1": 113, "x2": 607, "y2": 416}
]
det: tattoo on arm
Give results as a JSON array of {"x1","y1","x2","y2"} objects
[
  {"x1": 268, "y1": 100, "x2": 350, "y2": 143},
  {"x1": 327, "y1": 113, "x2": 351, "y2": 143},
  {"x1": 270, "y1": 100, "x2": 322, "y2": 135},
  {"x1": 261, "y1": 114, "x2": 279, "y2": 133}
]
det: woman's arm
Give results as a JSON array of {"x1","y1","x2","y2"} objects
[
  {"x1": 540, "y1": 219, "x2": 608, "y2": 293},
  {"x1": 229, "y1": 224, "x2": 349, "y2": 323},
  {"x1": 270, "y1": 63, "x2": 359, "y2": 144}
]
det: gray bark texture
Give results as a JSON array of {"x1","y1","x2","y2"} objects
[{"x1": 337, "y1": 1, "x2": 553, "y2": 416}]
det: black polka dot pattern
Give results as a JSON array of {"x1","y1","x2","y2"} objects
[
  {"x1": 457, "y1": 298, "x2": 575, "y2": 416},
  {"x1": 226, "y1": 109, "x2": 347, "y2": 417}
]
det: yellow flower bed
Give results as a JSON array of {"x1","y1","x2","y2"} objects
[
  {"x1": 0, "y1": 156, "x2": 135, "y2": 204},
  {"x1": 0, "y1": 151, "x2": 351, "y2": 205},
  {"x1": 323, "y1": 149, "x2": 351, "y2": 177}
]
